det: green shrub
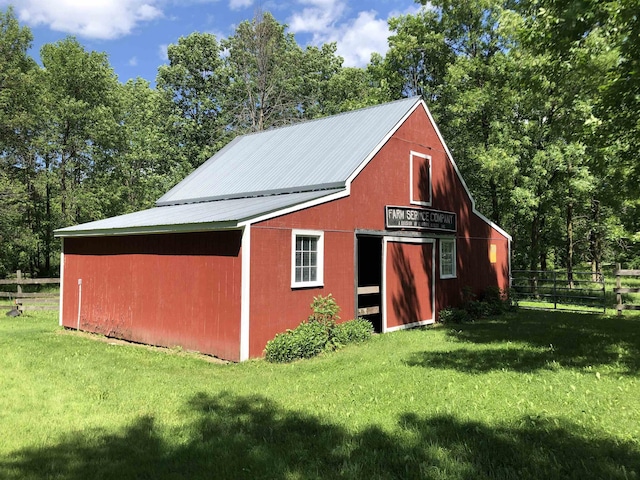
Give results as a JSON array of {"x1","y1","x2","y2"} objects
[
  {"x1": 308, "y1": 294, "x2": 340, "y2": 326},
  {"x1": 465, "y1": 300, "x2": 489, "y2": 319},
  {"x1": 265, "y1": 295, "x2": 374, "y2": 363},
  {"x1": 332, "y1": 318, "x2": 373, "y2": 346},
  {"x1": 482, "y1": 286, "x2": 510, "y2": 314},
  {"x1": 264, "y1": 321, "x2": 329, "y2": 363},
  {"x1": 438, "y1": 307, "x2": 471, "y2": 324}
]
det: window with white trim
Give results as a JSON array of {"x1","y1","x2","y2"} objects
[
  {"x1": 291, "y1": 230, "x2": 324, "y2": 288},
  {"x1": 440, "y1": 238, "x2": 456, "y2": 279}
]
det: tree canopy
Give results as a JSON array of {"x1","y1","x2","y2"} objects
[{"x1": 0, "y1": 3, "x2": 638, "y2": 277}]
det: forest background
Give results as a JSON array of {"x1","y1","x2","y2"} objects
[{"x1": 1, "y1": 0, "x2": 639, "y2": 279}]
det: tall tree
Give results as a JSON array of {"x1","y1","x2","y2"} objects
[
  {"x1": 91, "y1": 78, "x2": 185, "y2": 217},
  {"x1": 156, "y1": 32, "x2": 227, "y2": 169},
  {"x1": 222, "y1": 11, "x2": 343, "y2": 132},
  {"x1": 223, "y1": 11, "x2": 305, "y2": 132},
  {"x1": 0, "y1": 8, "x2": 44, "y2": 275},
  {"x1": 39, "y1": 37, "x2": 120, "y2": 229}
]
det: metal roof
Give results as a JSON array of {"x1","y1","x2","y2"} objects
[
  {"x1": 56, "y1": 189, "x2": 340, "y2": 237},
  {"x1": 157, "y1": 97, "x2": 421, "y2": 206}
]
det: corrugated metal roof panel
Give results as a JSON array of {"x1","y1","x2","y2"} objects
[
  {"x1": 157, "y1": 97, "x2": 420, "y2": 206},
  {"x1": 56, "y1": 189, "x2": 339, "y2": 236}
]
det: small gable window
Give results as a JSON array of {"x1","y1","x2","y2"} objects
[
  {"x1": 410, "y1": 151, "x2": 432, "y2": 206},
  {"x1": 440, "y1": 238, "x2": 456, "y2": 279},
  {"x1": 291, "y1": 230, "x2": 324, "y2": 288}
]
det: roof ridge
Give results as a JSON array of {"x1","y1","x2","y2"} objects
[{"x1": 234, "y1": 96, "x2": 420, "y2": 139}]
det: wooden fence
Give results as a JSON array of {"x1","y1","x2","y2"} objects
[
  {"x1": 0, "y1": 270, "x2": 60, "y2": 313},
  {"x1": 614, "y1": 264, "x2": 640, "y2": 316}
]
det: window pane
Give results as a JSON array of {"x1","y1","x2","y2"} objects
[
  {"x1": 294, "y1": 234, "x2": 321, "y2": 284},
  {"x1": 441, "y1": 240, "x2": 455, "y2": 276}
]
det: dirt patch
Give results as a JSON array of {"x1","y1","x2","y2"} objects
[{"x1": 58, "y1": 328, "x2": 229, "y2": 364}]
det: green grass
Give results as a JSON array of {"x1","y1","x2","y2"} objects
[{"x1": 1, "y1": 310, "x2": 639, "y2": 479}]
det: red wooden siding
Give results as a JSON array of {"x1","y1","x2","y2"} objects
[
  {"x1": 249, "y1": 105, "x2": 510, "y2": 357},
  {"x1": 248, "y1": 227, "x2": 353, "y2": 357},
  {"x1": 62, "y1": 231, "x2": 243, "y2": 361},
  {"x1": 385, "y1": 240, "x2": 433, "y2": 330}
]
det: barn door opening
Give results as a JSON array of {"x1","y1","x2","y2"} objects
[{"x1": 356, "y1": 235, "x2": 382, "y2": 333}]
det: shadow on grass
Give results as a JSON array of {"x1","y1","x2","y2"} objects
[
  {"x1": 1, "y1": 392, "x2": 638, "y2": 479},
  {"x1": 407, "y1": 311, "x2": 640, "y2": 374}
]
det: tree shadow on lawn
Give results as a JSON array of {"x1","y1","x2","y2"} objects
[
  {"x1": 406, "y1": 311, "x2": 640, "y2": 374},
  {"x1": 1, "y1": 391, "x2": 638, "y2": 479}
]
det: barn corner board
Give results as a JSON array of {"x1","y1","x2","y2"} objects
[{"x1": 55, "y1": 97, "x2": 511, "y2": 362}]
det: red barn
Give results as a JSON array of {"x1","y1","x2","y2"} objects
[{"x1": 56, "y1": 98, "x2": 511, "y2": 362}]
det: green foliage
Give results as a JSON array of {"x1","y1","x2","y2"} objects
[
  {"x1": 332, "y1": 318, "x2": 374, "y2": 346},
  {"x1": 265, "y1": 295, "x2": 372, "y2": 362},
  {"x1": 482, "y1": 285, "x2": 510, "y2": 315},
  {"x1": 156, "y1": 32, "x2": 228, "y2": 169},
  {"x1": 2, "y1": 310, "x2": 640, "y2": 479},
  {"x1": 264, "y1": 321, "x2": 330, "y2": 363},
  {"x1": 2, "y1": 2, "x2": 639, "y2": 277},
  {"x1": 438, "y1": 307, "x2": 471, "y2": 324},
  {"x1": 440, "y1": 286, "x2": 511, "y2": 323},
  {"x1": 308, "y1": 293, "x2": 340, "y2": 326}
]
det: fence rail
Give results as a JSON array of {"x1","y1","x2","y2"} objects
[
  {"x1": 614, "y1": 265, "x2": 640, "y2": 316},
  {"x1": 511, "y1": 269, "x2": 606, "y2": 313},
  {"x1": 1, "y1": 270, "x2": 60, "y2": 313}
]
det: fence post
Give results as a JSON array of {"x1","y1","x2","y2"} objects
[
  {"x1": 616, "y1": 263, "x2": 622, "y2": 317},
  {"x1": 16, "y1": 270, "x2": 22, "y2": 296},
  {"x1": 553, "y1": 270, "x2": 557, "y2": 310}
]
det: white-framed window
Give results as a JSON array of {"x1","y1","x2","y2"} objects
[
  {"x1": 410, "y1": 150, "x2": 432, "y2": 206},
  {"x1": 440, "y1": 238, "x2": 456, "y2": 279},
  {"x1": 291, "y1": 229, "x2": 324, "y2": 288}
]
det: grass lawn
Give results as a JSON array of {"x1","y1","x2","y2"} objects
[{"x1": 1, "y1": 310, "x2": 639, "y2": 479}]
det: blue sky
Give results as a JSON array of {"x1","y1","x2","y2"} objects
[{"x1": 3, "y1": 0, "x2": 422, "y2": 86}]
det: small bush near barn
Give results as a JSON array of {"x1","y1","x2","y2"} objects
[
  {"x1": 332, "y1": 318, "x2": 373, "y2": 346},
  {"x1": 265, "y1": 295, "x2": 373, "y2": 363},
  {"x1": 439, "y1": 286, "x2": 511, "y2": 324},
  {"x1": 438, "y1": 307, "x2": 471, "y2": 324},
  {"x1": 264, "y1": 321, "x2": 329, "y2": 363}
]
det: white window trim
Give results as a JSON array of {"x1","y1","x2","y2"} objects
[
  {"x1": 409, "y1": 150, "x2": 432, "y2": 207},
  {"x1": 440, "y1": 238, "x2": 457, "y2": 279},
  {"x1": 291, "y1": 229, "x2": 324, "y2": 289}
]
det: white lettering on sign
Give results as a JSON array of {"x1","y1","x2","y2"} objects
[{"x1": 385, "y1": 206, "x2": 456, "y2": 232}]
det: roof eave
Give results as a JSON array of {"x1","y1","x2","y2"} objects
[{"x1": 54, "y1": 220, "x2": 241, "y2": 238}]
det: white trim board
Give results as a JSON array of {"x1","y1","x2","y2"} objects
[{"x1": 240, "y1": 225, "x2": 251, "y2": 361}]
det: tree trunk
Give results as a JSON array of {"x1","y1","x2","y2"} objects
[
  {"x1": 566, "y1": 200, "x2": 574, "y2": 288},
  {"x1": 589, "y1": 199, "x2": 602, "y2": 281},
  {"x1": 489, "y1": 177, "x2": 501, "y2": 225}
]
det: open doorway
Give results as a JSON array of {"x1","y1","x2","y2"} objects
[{"x1": 356, "y1": 235, "x2": 382, "y2": 333}]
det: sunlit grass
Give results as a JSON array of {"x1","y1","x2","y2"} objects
[{"x1": 1, "y1": 310, "x2": 639, "y2": 479}]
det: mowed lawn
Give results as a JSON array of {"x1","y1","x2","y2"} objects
[{"x1": 1, "y1": 310, "x2": 639, "y2": 479}]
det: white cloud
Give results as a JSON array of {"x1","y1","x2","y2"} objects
[
  {"x1": 11, "y1": 0, "x2": 163, "y2": 40},
  {"x1": 158, "y1": 44, "x2": 169, "y2": 61},
  {"x1": 288, "y1": 0, "x2": 419, "y2": 67},
  {"x1": 129, "y1": 56, "x2": 138, "y2": 66},
  {"x1": 333, "y1": 11, "x2": 389, "y2": 67},
  {"x1": 289, "y1": 0, "x2": 345, "y2": 33},
  {"x1": 229, "y1": 0, "x2": 253, "y2": 10}
]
